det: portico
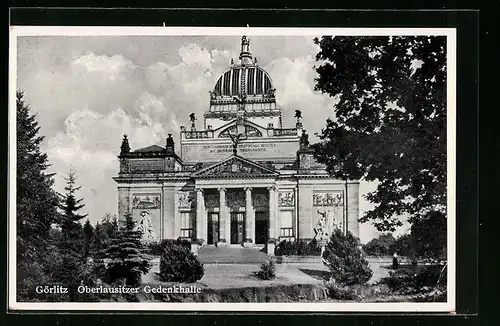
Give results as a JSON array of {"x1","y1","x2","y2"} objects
[{"x1": 191, "y1": 157, "x2": 279, "y2": 246}]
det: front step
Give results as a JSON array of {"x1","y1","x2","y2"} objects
[{"x1": 197, "y1": 245, "x2": 269, "y2": 264}]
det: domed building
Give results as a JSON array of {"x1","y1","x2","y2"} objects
[{"x1": 113, "y1": 36, "x2": 360, "y2": 252}]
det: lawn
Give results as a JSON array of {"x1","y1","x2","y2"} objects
[{"x1": 142, "y1": 258, "x2": 393, "y2": 289}]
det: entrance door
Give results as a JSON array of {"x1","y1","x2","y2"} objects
[
  {"x1": 230, "y1": 212, "x2": 245, "y2": 244},
  {"x1": 255, "y1": 211, "x2": 269, "y2": 244},
  {"x1": 207, "y1": 213, "x2": 219, "y2": 245}
]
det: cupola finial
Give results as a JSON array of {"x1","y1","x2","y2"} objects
[{"x1": 239, "y1": 35, "x2": 253, "y2": 65}]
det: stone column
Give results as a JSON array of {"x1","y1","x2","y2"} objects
[
  {"x1": 293, "y1": 187, "x2": 298, "y2": 240},
  {"x1": 225, "y1": 189, "x2": 231, "y2": 244},
  {"x1": 217, "y1": 187, "x2": 228, "y2": 247},
  {"x1": 268, "y1": 186, "x2": 276, "y2": 240},
  {"x1": 195, "y1": 188, "x2": 205, "y2": 243},
  {"x1": 244, "y1": 187, "x2": 254, "y2": 247},
  {"x1": 173, "y1": 190, "x2": 179, "y2": 239}
]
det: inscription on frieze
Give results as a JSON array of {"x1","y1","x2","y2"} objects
[
  {"x1": 198, "y1": 142, "x2": 276, "y2": 154},
  {"x1": 181, "y1": 139, "x2": 299, "y2": 163}
]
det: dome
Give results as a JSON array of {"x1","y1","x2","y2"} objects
[
  {"x1": 211, "y1": 36, "x2": 275, "y2": 99},
  {"x1": 213, "y1": 66, "x2": 273, "y2": 97}
]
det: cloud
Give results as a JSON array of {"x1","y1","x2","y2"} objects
[
  {"x1": 72, "y1": 53, "x2": 136, "y2": 78},
  {"x1": 18, "y1": 51, "x2": 143, "y2": 140},
  {"x1": 46, "y1": 107, "x2": 166, "y2": 222},
  {"x1": 264, "y1": 55, "x2": 336, "y2": 139}
]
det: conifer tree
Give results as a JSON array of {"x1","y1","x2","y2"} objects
[
  {"x1": 103, "y1": 212, "x2": 151, "y2": 286},
  {"x1": 16, "y1": 90, "x2": 59, "y2": 300},
  {"x1": 83, "y1": 219, "x2": 94, "y2": 258},
  {"x1": 90, "y1": 222, "x2": 108, "y2": 257},
  {"x1": 101, "y1": 213, "x2": 118, "y2": 240},
  {"x1": 58, "y1": 168, "x2": 87, "y2": 254},
  {"x1": 53, "y1": 168, "x2": 88, "y2": 300},
  {"x1": 323, "y1": 229, "x2": 373, "y2": 286}
]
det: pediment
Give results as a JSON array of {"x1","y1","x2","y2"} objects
[{"x1": 191, "y1": 155, "x2": 278, "y2": 178}]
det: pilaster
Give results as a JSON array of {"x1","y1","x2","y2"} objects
[
  {"x1": 298, "y1": 185, "x2": 313, "y2": 239},
  {"x1": 196, "y1": 188, "x2": 206, "y2": 243},
  {"x1": 117, "y1": 186, "x2": 131, "y2": 222},
  {"x1": 218, "y1": 187, "x2": 228, "y2": 246},
  {"x1": 347, "y1": 182, "x2": 360, "y2": 239}
]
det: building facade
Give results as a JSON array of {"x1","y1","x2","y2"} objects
[{"x1": 113, "y1": 36, "x2": 360, "y2": 248}]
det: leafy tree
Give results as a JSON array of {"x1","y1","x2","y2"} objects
[
  {"x1": 363, "y1": 233, "x2": 396, "y2": 256},
  {"x1": 323, "y1": 229, "x2": 373, "y2": 285},
  {"x1": 103, "y1": 212, "x2": 151, "y2": 286},
  {"x1": 83, "y1": 219, "x2": 94, "y2": 258},
  {"x1": 389, "y1": 233, "x2": 415, "y2": 257},
  {"x1": 16, "y1": 90, "x2": 59, "y2": 300},
  {"x1": 312, "y1": 36, "x2": 447, "y2": 232},
  {"x1": 411, "y1": 211, "x2": 446, "y2": 261}
]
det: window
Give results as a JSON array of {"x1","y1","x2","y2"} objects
[
  {"x1": 180, "y1": 211, "x2": 194, "y2": 239},
  {"x1": 280, "y1": 210, "x2": 294, "y2": 238}
]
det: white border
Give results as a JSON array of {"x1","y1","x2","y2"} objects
[{"x1": 8, "y1": 26, "x2": 457, "y2": 312}]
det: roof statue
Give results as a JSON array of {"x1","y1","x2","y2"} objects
[
  {"x1": 228, "y1": 131, "x2": 246, "y2": 156},
  {"x1": 233, "y1": 95, "x2": 247, "y2": 111},
  {"x1": 295, "y1": 110, "x2": 303, "y2": 128},
  {"x1": 166, "y1": 133, "x2": 175, "y2": 152},
  {"x1": 300, "y1": 131, "x2": 310, "y2": 149},
  {"x1": 189, "y1": 113, "x2": 196, "y2": 131},
  {"x1": 120, "y1": 134, "x2": 130, "y2": 155}
]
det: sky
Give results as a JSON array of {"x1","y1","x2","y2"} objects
[{"x1": 16, "y1": 35, "x2": 410, "y2": 243}]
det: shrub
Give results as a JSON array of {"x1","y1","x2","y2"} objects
[
  {"x1": 413, "y1": 288, "x2": 447, "y2": 302},
  {"x1": 414, "y1": 264, "x2": 447, "y2": 289},
  {"x1": 275, "y1": 238, "x2": 321, "y2": 256},
  {"x1": 148, "y1": 238, "x2": 191, "y2": 256},
  {"x1": 159, "y1": 243, "x2": 204, "y2": 283},
  {"x1": 256, "y1": 258, "x2": 276, "y2": 280},
  {"x1": 383, "y1": 265, "x2": 447, "y2": 294},
  {"x1": 325, "y1": 279, "x2": 359, "y2": 300},
  {"x1": 383, "y1": 269, "x2": 416, "y2": 293},
  {"x1": 322, "y1": 229, "x2": 373, "y2": 286}
]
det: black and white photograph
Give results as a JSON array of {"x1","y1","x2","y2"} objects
[{"x1": 8, "y1": 26, "x2": 456, "y2": 311}]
